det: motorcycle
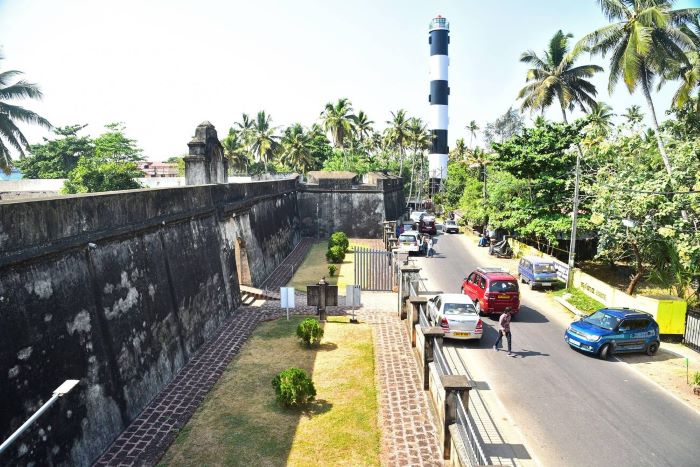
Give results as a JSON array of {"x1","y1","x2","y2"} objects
[{"x1": 489, "y1": 238, "x2": 513, "y2": 258}]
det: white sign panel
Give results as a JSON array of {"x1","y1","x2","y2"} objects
[
  {"x1": 280, "y1": 287, "x2": 295, "y2": 309},
  {"x1": 345, "y1": 285, "x2": 361, "y2": 307}
]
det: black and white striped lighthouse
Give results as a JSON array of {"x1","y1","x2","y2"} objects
[{"x1": 428, "y1": 15, "x2": 449, "y2": 195}]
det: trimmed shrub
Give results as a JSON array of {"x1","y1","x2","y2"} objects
[
  {"x1": 326, "y1": 245, "x2": 346, "y2": 263},
  {"x1": 328, "y1": 264, "x2": 338, "y2": 277},
  {"x1": 296, "y1": 318, "x2": 324, "y2": 347},
  {"x1": 693, "y1": 371, "x2": 700, "y2": 386},
  {"x1": 272, "y1": 367, "x2": 316, "y2": 407},
  {"x1": 329, "y1": 231, "x2": 349, "y2": 252}
]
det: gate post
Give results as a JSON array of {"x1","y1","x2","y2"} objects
[
  {"x1": 399, "y1": 265, "x2": 420, "y2": 319},
  {"x1": 409, "y1": 296, "x2": 428, "y2": 346},
  {"x1": 421, "y1": 327, "x2": 443, "y2": 390},
  {"x1": 440, "y1": 375, "x2": 472, "y2": 459}
]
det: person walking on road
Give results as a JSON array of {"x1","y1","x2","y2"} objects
[
  {"x1": 493, "y1": 309, "x2": 515, "y2": 356},
  {"x1": 427, "y1": 236, "x2": 435, "y2": 258}
]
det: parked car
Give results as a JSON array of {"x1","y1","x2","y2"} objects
[
  {"x1": 419, "y1": 215, "x2": 437, "y2": 235},
  {"x1": 518, "y1": 256, "x2": 560, "y2": 289},
  {"x1": 461, "y1": 267, "x2": 520, "y2": 317},
  {"x1": 398, "y1": 231, "x2": 424, "y2": 255},
  {"x1": 444, "y1": 219, "x2": 459, "y2": 234},
  {"x1": 410, "y1": 210, "x2": 427, "y2": 223},
  {"x1": 427, "y1": 293, "x2": 483, "y2": 340},
  {"x1": 565, "y1": 308, "x2": 660, "y2": 359}
]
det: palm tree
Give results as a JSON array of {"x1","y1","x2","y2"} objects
[
  {"x1": 518, "y1": 30, "x2": 603, "y2": 122},
  {"x1": 248, "y1": 111, "x2": 279, "y2": 171},
  {"x1": 465, "y1": 120, "x2": 479, "y2": 148},
  {"x1": 450, "y1": 138, "x2": 468, "y2": 162},
  {"x1": 320, "y1": 98, "x2": 355, "y2": 148},
  {"x1": 660, "y1": 17, "x2": 700, "y2": 112},
  {"x1": 405, "y1": 117, "x2": 431, "y2": 206},
  {"x1": 353, "y1": 110, "x2": 374, "y2": 144},
  {"x1": 221, "y1": 128, "x2": 249, "y2": 173},
  {"x1": 280, "y1": 123, "x2": 315, "y2": 174},
  {"x1": 385, "y1": 109, "x2": 411, "y2": 176},
  {"x1": 587, "y1": 102, "x2": 615, "y2": 137},
  {"x1": 576, "y1": 0, "x2": 700, "y2": 176},
  {"x1": 235, "y1": 113, "x2": 255, "y2": 158},
  {"x1": 467, "y1": 147, "x2": 491, "y2": 205},
  {"x1": 622, "y1": 105, "x2": 645, "y2": 127},
  {"x1": 0, "y1": 54, "x2": 52, "y2": 173}
]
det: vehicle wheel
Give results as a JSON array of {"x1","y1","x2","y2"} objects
[
  {"x1": 598, "y1": 343, "x2": 611, "y2": 360},
  {"x1": 475, "y1": 301, "x2": 484, "y2": 316},
  {"x1": 646, "y1": 341, "x2": 659, "y2": 356}
]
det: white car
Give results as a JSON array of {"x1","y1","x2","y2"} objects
[
  {"x1": 410, "y1": 210, "x2": 427, "y2": 223},
  {"x1": 427, "y1": 293, "x2": 483, "y2": 340},
  {"x1": 398, "y1": 231, "x2": 424, "y2": 254}
]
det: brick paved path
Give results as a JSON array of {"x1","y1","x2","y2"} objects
[{"x1": 259, "y1": 237, "x2": 315, "y2": 290}]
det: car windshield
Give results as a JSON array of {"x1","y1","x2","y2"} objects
[
  {"x1": 534, "y1": 263, "x2": 556, "y2": 273},
  {"x1": 399, "y1": 234, "x2": 416, "y2": 242},
  {"x1": 446, "y1": 220, "x2": 455, "y2": 225},
  {"x1": 443, "y1": 302, "x2": 477, "y2": 315},
  {"x1": 489, "y1": 281, "x2": 518, "y2": 293},
  {"x1": 584, "y1": 311, "x2": 620, "y2": 330}
]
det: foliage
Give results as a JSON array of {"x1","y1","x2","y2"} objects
[
  {"x1": 321, "y1": 149, "x2": 395, "y2": 175},
  {"x1": 63, "y1": 158, "x2": 142, "y2": 193},
  {"x1": 483, "y1": 108, "x2": 524, "y2": 146},
  {"x1": 221, "y1": 128, "x2": 249, "y2": 173},
  {"x1": 326, "y1": 245, "x2": 346, "y2": 264},
  {"x1": 93, "y1": 122, "x2": 143, "y2": 163},
  {"x1": 518, "y1": 30, "x2": 602, "y2": 118},
  {"x1": 296, "y1": 318, "x2": 324, "y2": 348},
  {"x1": 320, "y1": 98, "x2": 355, "y2": 148},
  {"x1": 328, "y1": 264, "x2": 337, "y2": 277},
  {"x1": 16, "y1": 124, "x2": 93, "y2": 178},
  {"x1": 693, "y1": 371, "x2": 700, "y2": 386},
  {"x1": 271, "y1": 367, "x2": 316, "y2": 406},
  {"x1": 555, "y1": 288, "x2": 605, "y2": 314},
  {"x1": 329, "y1": 231, "x2": 349, "y2": 252}
]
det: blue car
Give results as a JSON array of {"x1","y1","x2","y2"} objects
[
  {"x1": 518, "y1": 256, "x2": 560, "y2": 289},
  {"x1": 564, "y1": 308, "x2": 660, "y2": 359}
]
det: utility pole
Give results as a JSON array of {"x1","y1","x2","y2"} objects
[{"x1": 566, "y1": 148, "x2": 582, "y2": 288}]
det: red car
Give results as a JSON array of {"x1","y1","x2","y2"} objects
[
  {"x1": 461, "y1": 267, "x2": 520, "y2": 317},
  {"x1": 419, "y1": 216, "x2": 437, "y2": 235}
]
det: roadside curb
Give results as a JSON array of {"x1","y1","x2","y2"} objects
[{"x1": 553, "y1": 296, "x2": 587, "y2": 317}]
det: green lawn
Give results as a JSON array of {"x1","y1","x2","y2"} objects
[
  {"x1": 550, "y1": 287, "x2": 605, "y2": 314},
  {"x1": 159, "y1": 316, "x2": 379, "y2": 467},
  {"x1": 287, "y1": 242, "x2": 341, "y2": 292}
]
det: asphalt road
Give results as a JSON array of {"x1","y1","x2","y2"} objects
[{"x1": 416, "y1": 232, "x2": 700, "y2": 467}]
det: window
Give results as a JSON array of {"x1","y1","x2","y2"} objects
[
  {"x1": 489, "y1": 281, "x2": 517, "y2": 292},
  {"x1": 534, "y1": 263, "x2": 556, "y2": 273},
  {"x1": 479, "y1": 277, "x2": 486, "y2": 290},
  {"x1": 443, "y1": 302, "x2": 476, "y2": 315},
  {"x1": 585, "y1": 311, "x2": 620, "y2": 331},
  {"x1": 467, "y1": 273, "x2": 476, "y2": 283}
]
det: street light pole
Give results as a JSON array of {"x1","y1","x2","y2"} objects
[{"x1": 566, "y1": 147, "x2": 583, "y2": 288}]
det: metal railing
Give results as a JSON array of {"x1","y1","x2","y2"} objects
[{"x1": 456, "y1": 396, "x2": 489, "y2": 466}]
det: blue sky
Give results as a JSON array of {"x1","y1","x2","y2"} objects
[{"x1": 1, "y1": 0, "x2": 698, "y2": 161}]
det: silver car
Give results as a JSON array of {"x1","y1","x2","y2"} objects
[{"x1": 427, "y1": 293, "x2": 483, "y2": 340}]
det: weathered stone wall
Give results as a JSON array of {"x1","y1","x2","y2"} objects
[
  {"x1": 0, "y1": 179, "x2": 298, "y2": 466},
  {"x1": 297, "y1": 172, "x2": 404, "y2": 238}
]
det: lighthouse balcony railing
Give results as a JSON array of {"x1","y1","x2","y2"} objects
[{"x1": 429, "y1": 18, "x2": 450, "y2": 31}]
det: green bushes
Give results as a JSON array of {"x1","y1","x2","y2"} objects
[
  {"x1": 329, "y1": 232, "x2": 349, "y2": 252},
  {"x1": 272, "y1": 367, "x2": 317, "y2": 407},
  {"x1": 693, "y1": 371, "x2": 700, "y2": 386},
  {"x1": 325, "y1": 245, "x2": 346, "y2": 263},
  {"x1": 296, "y1": 318, "x2": 324, "y2": 347},
  {"x1": 328, "y1": 264, "x2": 337, "y2": 276}
]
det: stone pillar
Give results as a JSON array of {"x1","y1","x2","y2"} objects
[
  {"x1": 184, "y1": 155, "x2": 207, "y2": 185},
  {"x1": 422, "y1": 326, "x2": 443, "y2": 390},
  {"x1": 399, "y1": 266, "x2": 420, "y2": 319},
  {"x1": 440, "y1": 375, "x2": 472, "y2": 460},
  {"x1": 409, "y1": 296, "x2": 428, "y2": 347}
]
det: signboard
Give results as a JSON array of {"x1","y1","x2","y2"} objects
[
  {"x1": 306, "y1": 285, "x2": 339, "y2": 307},
  {"x1": 280, "y1": 287, "x2": 295, "y2": 320},
  {"x1": 553, "y1": 259, "x2": 569, "y2": 283},
  {"x1": 346, "y1": 285, "x2": 361, "y2": 307}
]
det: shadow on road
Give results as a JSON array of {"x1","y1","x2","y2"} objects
[
  {"x1": 511, "y1": 349, "x2": 550, "y2": 358},
  {"x1": 512, "y1": 305, "x2": 549, "y2": 323}
]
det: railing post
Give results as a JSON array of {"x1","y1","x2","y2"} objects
[
  {"x1": 409, "y1": 296, "x2": 428, "y2": 347},
  {"x1": 399, "y1": 266, "x2": 420, "y2": 319},
  {"x1": 440, "y1": 375, "x2": 472, "y2": 460},
  {"x1": 422, "y1": 327, "x2": 443, "y2": 390}
]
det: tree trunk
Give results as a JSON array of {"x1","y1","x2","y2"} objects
[
  {"x1": 641, "y1": 72, "x2": 673, "y2": 177},
  {"x1": 625, "y1": 240, "x2": 645, "y2": 295},
  {"x1": 406, "y1": 146, "x2": 417, "y2": 206}
]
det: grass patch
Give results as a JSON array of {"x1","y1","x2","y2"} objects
[
  {"x1": 550, "y1": 287, "x2": 605, "y2": 314},
  {"x1": 287, "y1": 242, "x2": 340, "y2": 292},
  {"x1": 159, "y1": 316, "x2": 379, "y2": 467}
]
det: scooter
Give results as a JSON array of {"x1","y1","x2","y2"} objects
[{"x1": 489, "y1": 238, "x2": 513, "y2": 258}]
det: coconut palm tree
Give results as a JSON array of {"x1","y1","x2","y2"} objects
[
  {"x1": 248, "y1": 111, "x2": 279, "y2": 171},
  {"x1": 385, "y1": 109, "x2": 411, "y2": 176},
  {"x1": 660, "y1": 17, "x2": 700, "y2": 112},
  {"x1": 320, "y1": 98, "x2": 355, "y2": 148},
  {"x1": 622, "y1": 105, "x2": 645, "y2": 127},
  {"x1": 0, "y1": 54, "x2": 52, "y2": 173},
  {"x1": 587, "y1": 101, "x2": 615, "y2": 137},
  {"x1": 353, "y1": 110, "x2": 374, "y2": 144},
  {"x1": 576, "y1": 0, "x2": 700, "y2": 176},
  {"x1": 518, "y1": 30, "x2": 603, "y2": 121},
  {"x1": 221, "y1": 128, "x2": 249, "y2": 173},
  {"x1": 280, "y1": 123, "x2": 315, "y2": 174},
  {"x1": 405, "y1": 117, "x2": 431, "y2": 206},
  {"x1": 235, "y1": 113, "x2": 255, "y2": 157},
  {"x1": 465, "y1": 120, "x2": 479, "y2": 148},
  {"x1": 450, "y1": 138, "x2": 468, "y2": 162}
]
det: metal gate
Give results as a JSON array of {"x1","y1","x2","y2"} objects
[
  {"x1": 353, "y1": 247, "x2": 392, "y2": 291},
  {"x1": 685, "y1": 308, "x2": 700, "y2": 352}
]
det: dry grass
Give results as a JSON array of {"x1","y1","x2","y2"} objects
[
  {"x1": 159, "y1": 316, "x2": 379, "y2": 467},
  {"x1": 287, "y1": 242, "x2": 341, "y2": 292}
]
